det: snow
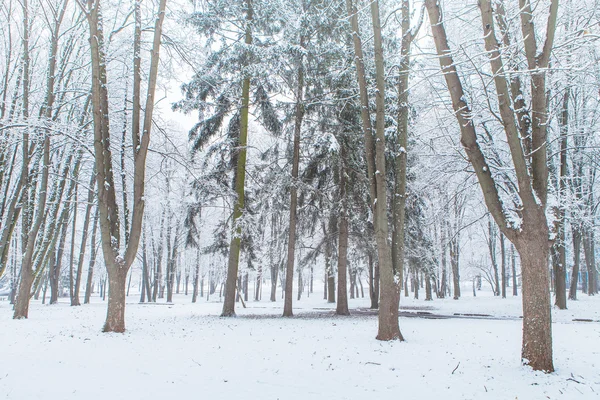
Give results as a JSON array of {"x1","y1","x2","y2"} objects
[{"x1": 1, "y1": 289, "x2": 599, "y2": 400}]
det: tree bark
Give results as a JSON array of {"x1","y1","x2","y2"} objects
[
  {"x1": 72, "y1": 175, "x2": 96, "y2": 306},
  {"x1": 222, "y1": 0, "x2": 252, "y2": 317},
  {"x1": 552, "y1": 87, "x2": 569, "y2": 309},
  {"x1": 500, "y1": 233, "x2": 506, "y2": 299},
  {"x1": 336, "y1": 147, "x2": 349, "y2": 316},
  {"x1": 84, "y1": 209, "x2": 99, "y2": 304},
  {"x1": 283, "y1": 37, "x2": 305, "y2": 317}
]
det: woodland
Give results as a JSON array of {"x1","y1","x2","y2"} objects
[{"x1": 1, "y1": 0, "x2": 600, "y2": 397}]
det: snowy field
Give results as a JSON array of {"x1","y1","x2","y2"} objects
[{"x1": 1, "y1": 289, "x2": 599, "y2": 400}]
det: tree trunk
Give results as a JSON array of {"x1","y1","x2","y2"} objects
[
  {"x1": 553, "y1": 87, "x2": 569, "y2": 309},
  {"x1": 368, "y1": 251, "x2": 377, "y2": 308},
  {"x1": 324, "y1": 219, "x2": 336, "y2": 304},
  {"x1": 516, "y1": 233, "x2": 553, "y2": 372},
  {"x1": 336, "y1": 146, "x2": 349, "y2": 316},
  {"x1": 222, "y1": 0, "x2": 252, "y2": 317},
  {"x1": 192, "y1": 248, "x2": 201, "y2": 303},
  {"x1": 450, "y1": 238, "x2": 460, "y2": 299},
  {"x1": 500, "y1": 233, "x2": 507, "y2": 299},
  {"x1": 283, "y1": 42, "x2": 305, "y2": 317},
  {"x1": 370, "y1": 0, "x2": 403, "y2": 341},
  {"x1": 425, "y1": 271, "x2": 433, "y2": 301},
  {"x1": 569, "y1": 228, "x2": 581, "y2": 300},
  {"x1": 73, "y1": 176, "x2": 96, "y2": 306},
  {"x1": 103, "y1": 267, "x2": 128, "y2": 332},
  {"x1": 583, "y1": 228, "x2": 597, "y2": 295},
  {"x1": 511, "y1": 244, "x2": 518, "y2": 296},
  {"x1": 84, "y1": 209, "x2": 99, "y2": 304}
]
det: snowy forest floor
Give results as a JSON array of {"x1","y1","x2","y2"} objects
[{"x1": 1, "y1": 289, "x2": 599, "y2": 400}]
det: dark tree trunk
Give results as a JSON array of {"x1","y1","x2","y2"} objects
[
  {"x1": 283, "y1": 39, "x2": 305, "y2": 317},
  {"x1": 336, "y1": 147, "x2": 349, "y2": 316},
  {"x1": 192, "y1": 249, "x2": 200, "y2": 303},
  {"x1": 450, "y1": 238, "x2": 460, "y2": 299},
  {"x1": 425, "y1": 271, "x2": 433, "y2": 301},
  {"x1": 270, "y1": 261, "x2": 278, "y2": 302},
  {"x1": 583, "y1": 228, "x2": 597, "y2": 295},
  {"x1": 103, "y1": 267, "x2": 128, "y2": 333},
  {"x1": 569, "y1": 228, "x2": 581, "y2": 300},
  {"x1": 222, "y1": 0, "x2": 253, "y2": 317},
  {"x1": 368, "y1": 251, "x2": 377, "y2": 308},
  {"x1": 324, "y1": 218, "x2": 336, "y2": 304},
  {"x1": 516, "y1": 232, "x2": 553, "y2": 372},
  {"x1": 51, "y1": 219, "x2": 70, "y2": 304}
]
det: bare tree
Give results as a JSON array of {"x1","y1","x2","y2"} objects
[
  {"x1": 81, "y1": 0, "x2": 167, "y2": 331},
  {"x1": 425, "y1": 0, "x2": 559, "y2": 371}
]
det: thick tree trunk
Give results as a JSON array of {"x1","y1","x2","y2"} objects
[
  {"x1": 516, "y1": 233, "x2": 553, "y2": 372},
  {"x1": 103, "y1": 267, "x2": 128, "y2": 332}
]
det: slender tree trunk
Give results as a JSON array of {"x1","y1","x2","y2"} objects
[
  {"x1": 500, "y1": 233, "x2": 507, "y2": 298},
  {"x1": 450, "y1": 238, "x2": 460, "y2": 299},
  {"x1": 569, "y1": 228, "x2": 581, "y2": 300},
  {"x1": 425, "y1": 270, "x2": 433, "y2": 301},
  {"x1": 391, "y1": 0, "x2": 416, "y2": 313},
  {"x1": 84, "y1": 210, "x2": 99, "y2": 304},
  {"x1": 336, "y1": 145, "x2": 349, "y2": 315},
  {"x1": 583, "y1": 228, "x2": 597, "y2": 295},
  {"x1": 283, "y1": 41, "x2": 305, "y2": 317},
  {"x1": 192, "y1": 248, "x2": 200, "y2": 303},
  {"x1": 511, "y1": 244, "x2": 518, "y2": 296},
  {"x1": 324, "y1": 218, "x2": 336, "y2": 303},
  {"x1": 553, "y1": 88, "x2": 569, "y2": 309},
  {"x1": 368, "y1": 0, "x2": 403, "y2": 341},
  {"x1": 73, "y1": 177, "x2": 95, "y2": 306}
]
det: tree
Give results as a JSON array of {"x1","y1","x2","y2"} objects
[
  {"x1": 425, "y1": 0, "x2": 559, "y2": 371},
  {"x1": 82, "y1": 0, "x2": 167, "y2": 332}
]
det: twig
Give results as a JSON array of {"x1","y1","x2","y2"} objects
[
  {"x1": 452, "y1": 362, "x2": 461, "y2": 374},
  {"x1": 364, "y1": 362, "x2": 381, "y2": 366}
]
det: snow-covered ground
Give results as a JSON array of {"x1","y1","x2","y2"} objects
[{"x1": 1, "y1": 288, "x2": 599, "y2": 400}]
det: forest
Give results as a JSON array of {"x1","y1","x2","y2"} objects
[{"x1": 1, "y1": 0, "x2": 599, "y2": 398}]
